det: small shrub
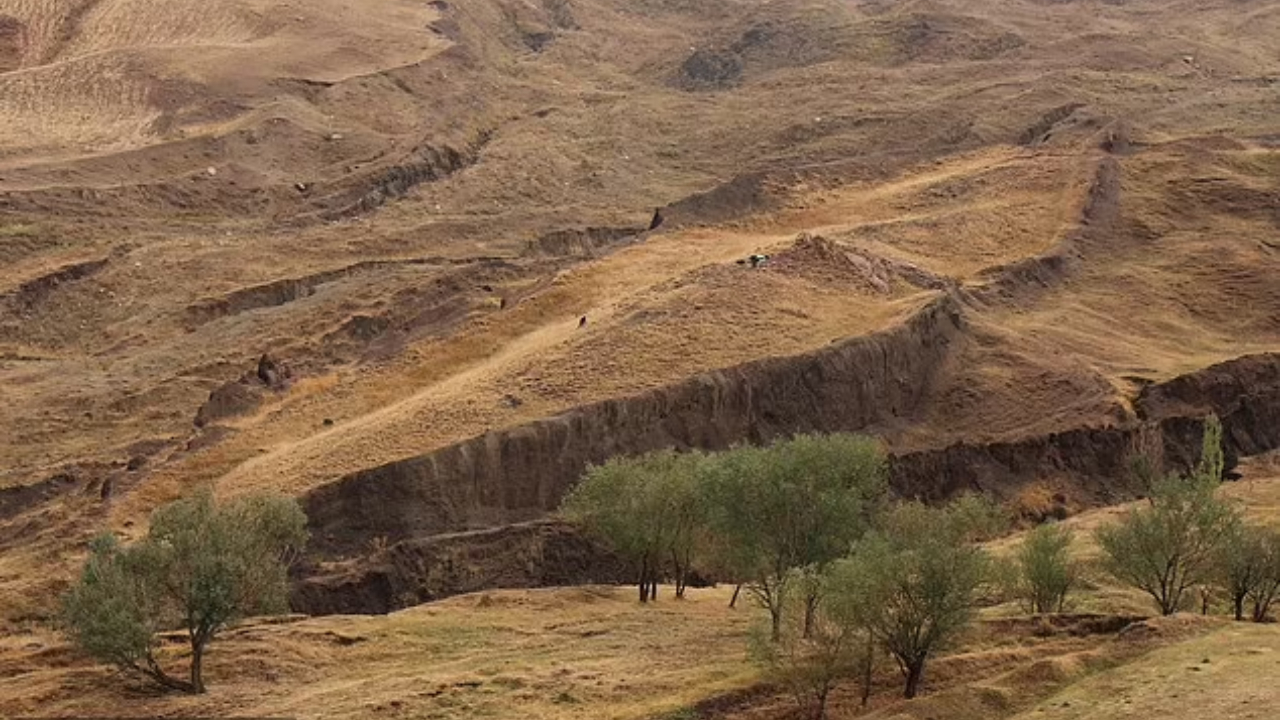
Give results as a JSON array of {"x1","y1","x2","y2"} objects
[{"x1": 1016, "y1": 523, "x2": 1077, "y2": 614}]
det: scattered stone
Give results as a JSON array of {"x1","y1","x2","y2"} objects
[
  {"x1": 206, "y1": 166, "x2": 218, "y2": 176},
  {"x1": 323, "y1": 418, "x2": 335, "y2": 427}
]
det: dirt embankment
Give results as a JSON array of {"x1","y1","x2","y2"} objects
[
  {"x1": 293, "y1": 349, "x2": 1280, "y2": 616},
  {"x1": 291, "y1": 520, "x2": 626, "y2": 615},
  {"x1": 300, "y1": 294, "x2": 965, "y2": 560},
  {"x1": 967, "y1": 155, "x2": 1121, "y2": 305}
]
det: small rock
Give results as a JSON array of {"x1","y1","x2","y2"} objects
[
  {"x1": 322, "y1": 418, "x2": 334, "y2": 426},
  {"x1": 328, "y1": 132, "x2": 344, "y2": 141},
  {"x1": 206, "y1": 166, "x2": 218, "y2": 176}
]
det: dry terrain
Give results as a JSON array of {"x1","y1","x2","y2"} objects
[
  {"x1": 1, "y1": 0, "x2": 1279, "y2": 716},
  {"x1": 3, "y1": 454, "x2": 1278, "y2": 719}
]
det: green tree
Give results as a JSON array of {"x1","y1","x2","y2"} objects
[
  {"x1": 1016, "y1": 523, "x2": 1078, "y2": 614},
  {"x1": 703, "y1": 434, "x2": 887, "y2": 640},
  {"x1": 562, "y1": 450, "x2": 708, "y2": 602},
  {"x1": 1095, "y1": 430, "x2": 1239, "y2": 616},
  {"x1": 1245, "y1": 527, "x2": 1280, "y2": 622},
  {"x1": 751, "y1": 569, "x2": 873, "y2": 720},
  {"x1": 843, "y1": 501, "x2": 990, "y2": 699},
  {"x1": 62, "y1": 490, "x2": 308, "y2": 693},
  {"x1": 1216, "y1": 522, "x2": 1270, "y2": 621}
]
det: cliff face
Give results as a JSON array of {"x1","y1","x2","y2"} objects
[{"x1": 303, "y1": 294, "x2": 965, "y2": 560}]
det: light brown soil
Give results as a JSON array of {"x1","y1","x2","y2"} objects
[{"x1": 0, "y1": 0, "x2": 1278, "y2": 707}]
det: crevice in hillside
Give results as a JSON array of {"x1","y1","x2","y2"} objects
[
  {"x1": 316, "y1": 131, "x2": 492, "y2": 220},
  {"x1": 2, "y1": 257, "x2": 108, "y2": 313}
]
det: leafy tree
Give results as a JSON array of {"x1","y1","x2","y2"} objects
[
  {"x1": 62, "y1": 490, "x2": 308, "y2": 693},
  {"x1": 1095, "y1": 455, "x2": 1239, "y2": 616},
  {"x1": 840, "y1": 501, "x2": 990, "y2": 699},
  {"x1": 1245, "y1": 527, "x2": 1280, "y2": 622},
  {"x1": 751, "y1": 571, "x2": 871, "y2": 720},
  {"x1": 1016, "y1": 523, "x2": 1078, "y2": 614},
  {"x1": 1197, "y1": 414, "x2": 1225, "y2": 482},
  {"x1": 703, "y1": 434, "x2": 887, "y2": 640},
  {"x1": 1216, "y1": 522, "x2": 1269, "y2": 621},
  {"x1": 562, "y1": 450, "x2": 708, "y2": 602}
]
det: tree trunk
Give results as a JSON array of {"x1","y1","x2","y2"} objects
[
  {"x1": 1253, "y1": 596, "x2": 1273, "y2": 623},
  {"x1": 650, "y1": 580, "x2": 659, "y2": 601},
  {"x1": 861, "y1": 632, "x2": 874, "y2": 708},
  {"x1": 672, "y1": 549, "x2": 687, "y2": 599},
  {"x1": 639, "y1": 557, "x2": 650, "y2": 603},
  {"x1": 770, "y1": 604, "x2": 782, "y2": 642},
  {"x1": 1234, "y1": 593, "x2": 1246, "y2": 621},
  {"x1": 190, "y1": 636, "x2": 206, "y2": 694},
  {"x1": 136, "y1": 656, "x2": 196, "y2": 694},
  {"x1": 814, "y1": 684, "x2": 830, "y2": 720},
  {"x1": 903, "y1": 660, "x2": 925, "y2": 699},
  {"x1": 802, "y1": 592, "x2": 818, "y2": 639},
  {"x1": 729, "y1": 583, "x2": 742, "y2": 609}
]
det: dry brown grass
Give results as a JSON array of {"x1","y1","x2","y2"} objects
[
  {"x1": 3, "y1": 462, "x2": 1277, "y2": 720},
  {"x1": 0, "y1": 585, "x2": 760, "y2": 720},
  {"x1": 1, "y1": 0, "x2": 1279, "y2": 714}
]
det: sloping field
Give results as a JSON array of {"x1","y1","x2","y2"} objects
[
  {"x1": 3, "y1": 456, "x2": 1277, "y2": 719},
  {"x1": 0, "y1": 0, "x2": 1278, "y2": 707}
]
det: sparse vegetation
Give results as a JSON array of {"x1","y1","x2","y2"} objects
[
  {"x1": 1016, "y1": 523, "x2": 1078, "y2": 614},
  {"x1": 751, "y1": 572, "x2": 870, "y2": 720},
  {"x1": 1243, "y1": 526, "x2": 1280, "y2": 622},
  {"x1": 847, "y1": 501, "x2": 992, "y2": 698},
  {"x1": 61, "y1": 489, "x2": 308, "y2": 693},
  {"x1": 1096, "y1": 418, "x2": 1240, "y2": 615}
]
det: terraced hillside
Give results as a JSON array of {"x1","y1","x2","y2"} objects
[{"x1": 0, "y1": 0, "x2": 1277, "y2": 672}]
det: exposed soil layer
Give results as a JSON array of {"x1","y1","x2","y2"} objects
[
  {"x1": 293, "y1": 336, "x2": 1278, "y2": 613},
  {"x1": 292, "y1": 520, "x2": 626, "y2": 615},
  {"x1": 300, "y1": 294, "x2": 963, "y2": 561}
]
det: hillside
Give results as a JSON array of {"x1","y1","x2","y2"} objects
[
  {"x1": 0, "y1": 0, "x2": 1279, "y2": 711},
  {"x1": 4, "y1": 454, "x2": 1278, "y2": 719}
]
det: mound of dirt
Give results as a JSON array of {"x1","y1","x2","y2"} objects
[
  {"x1": 674, "y1": 49, "x2": 743, "y2": 91},
  {"x1": 767, "y1": 233, "x2": 951, "y2": 292},
  {"x1": 193, "y1": 354, "x2": 294, "y2": 427}
]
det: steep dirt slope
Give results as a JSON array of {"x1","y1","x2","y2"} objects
[{"x1": 0, "y1": 0, "x2": 1278, "y2": 628}]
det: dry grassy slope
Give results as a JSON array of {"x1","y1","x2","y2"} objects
[
  {"x1": 0, "y1": 0, "x2": 1277, "y2": 640},
  {"x1": 3, "y1": 455, "x2": 1278, "y2": 720},
  {"x1": 0, "y1": 0, "x2": 445, "y2": 159},
  {"x1": 2, "y1": 0, "x2": 1277, "y2": 484}
]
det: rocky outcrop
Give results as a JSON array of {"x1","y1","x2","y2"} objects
[
  {"x1": 291, "y1": 520, "x2": 625, "y2": 615},
  {"x1": 1135, "y1": 353, "x2": 1280, "y2": 456},
  {"x1": 302, "y1": 294, "x2": 965, "y2": 560},
  {"x1": 889, "y1": 415, "x2": 1222, "y2": 504},
  {"x1": 968, "y1": 156, "x2": 1120, "y2": 305},
  {"x1": 319, "y1": 135, "x2": 489, "y2": 219},
  {"x1": 523, "y1": 225, "x2": 648, "y2": 257},
  {"x1": 193, "y1": 353, "x2": 293, "y2": 427},
  {"x1": 4, "y1": 257, "x2": 108, "y2": 312}
]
